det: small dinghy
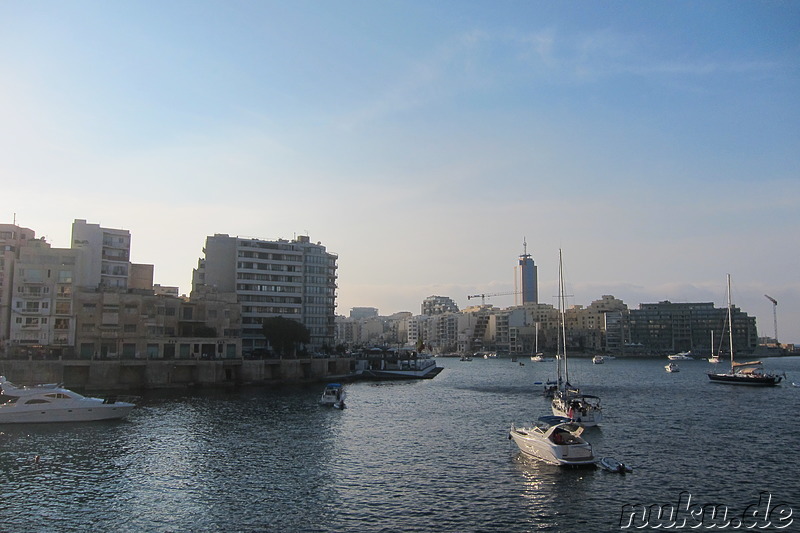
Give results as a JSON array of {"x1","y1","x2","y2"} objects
[{"x1": 599, "y1": 457, "x2": 632, "y2": 474}]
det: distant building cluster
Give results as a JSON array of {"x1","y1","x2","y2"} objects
[
  {"x1": 335, "y1": 240, "x2": 765, "y2": 357},
  {"x1": 0, "y1": 220, "x2": 337, "y2": 360},
  {"x1": 335, "y1": 295, "x2": 761, "y2": 356}
]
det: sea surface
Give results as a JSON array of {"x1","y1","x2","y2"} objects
[{"x1": 1, "y1": 356, "x2": 799, "y2": 532}]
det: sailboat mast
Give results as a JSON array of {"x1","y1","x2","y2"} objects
[
  {"x1": 710, "y1": 330, "x2": 714, "y2": 358},
  {"x1": 559, "y1": 249, "x2": 568, "y2": 388},
  {"x1": 726, "y1": 274, "x2": 734, "y2": 370}
]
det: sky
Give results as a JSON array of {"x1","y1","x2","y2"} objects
[{"x1": 2, "y1": 1, "x2": 799, "y2": 342}]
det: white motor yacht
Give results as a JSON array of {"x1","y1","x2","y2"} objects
[
  {"x1": 509, "y1": 416, "x2": 596, "y2": 466},
  {"x1": 0, "y1": 376, "x2": 135, "y2": 423},
  {"x1": 668, "y1": 351, "x2": 694, "y2": 361}
]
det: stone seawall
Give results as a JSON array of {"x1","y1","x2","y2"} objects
[{"x1": 0, "y1": 358, "x2": 355, "y2": 391}]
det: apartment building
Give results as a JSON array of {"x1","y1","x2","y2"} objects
[
  {"x1": 0, "y1": 224, "x2": 37, "y2": 349},
  {"x1": 628, "y1": 300, "x2": 757, "y2": 355},
  {"x1": 2, "y1": 219, "x2": 241, "y2": 360},
  {"x1": 7, "y1": 237, "x2": 80, "y2": 357},
  {"x1": 192, "y1": 233, "x2": 337, "y2": 353}
]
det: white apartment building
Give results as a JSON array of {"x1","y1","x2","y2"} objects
[{"x1": 192, "y1": 234, "x2": 337, "y2": 353}]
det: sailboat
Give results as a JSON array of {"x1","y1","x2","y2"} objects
[
  {"x1": 706, "y1": 275, "x2": 783, "y2": 386},
  {"x1": 530, "y1": 322, "x2": 553, "y2": 362},
  {"x1": 550, "y1": 250, "x2": 602, "y2": 427},
  {"x1": 707, "y1": 330, "x2": 722, "y2": 364}
]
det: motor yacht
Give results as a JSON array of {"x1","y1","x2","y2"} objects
[
  {"x1": 319, "y1": 383, "x2": 346, "y2": 408},
  {"x1": 0, "y1": 376, "x2": 135, "y2": 423},
  {"x1": 509, "y1": 416, "x2": 596, "y2": 466}
]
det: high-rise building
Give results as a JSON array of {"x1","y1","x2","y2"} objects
[
  {"x1": 192, "y1": 234, "x2": 337, "y2": 353},
  {"x1": 517, "y1": 239, "x2": 538, "y2": 304}
]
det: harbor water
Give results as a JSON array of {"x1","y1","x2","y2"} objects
[{"x1": 2, "y1": 356, "x2": 799, "y2": 532}]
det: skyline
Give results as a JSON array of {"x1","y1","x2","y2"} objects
[{"x1": 2, "y1": 2, "x2": 798, "y2": 341}]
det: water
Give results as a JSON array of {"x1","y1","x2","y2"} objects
[{"x1": 1, "y1": 357, "x2": 799, "y2": 532}]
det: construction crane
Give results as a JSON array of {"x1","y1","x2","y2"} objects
[
  {"x1": 467, "y1": 291, "x2": 519, "y2": 305},
  {"x1": 764, "y1": 294, "x2": 778, "y2": 343}
]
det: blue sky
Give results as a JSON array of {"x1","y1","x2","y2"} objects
[{"x1": 2, "y1": 1, "x2": 799, "y2": 342}]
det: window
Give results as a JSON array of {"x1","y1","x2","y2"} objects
[{"x1": 24, "y1": 269, "x2": 44, "y2": 282}]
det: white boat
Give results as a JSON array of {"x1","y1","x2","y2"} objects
[
  {"x1": 707, "y1": 275, "x2": 783, "y2": 386},
  {"x1": 509, "y1": 415, "x2": 596, "y2": 466},
  {"x1": 665, "y1": 362, "x2": 680, "y2": 373},
  {"x1": 707, "y1": 330, "x2": 722, "y2": 363},
  {"x1": 0, "y1": 376, "x2": 135, "y2": 423},
  {"x1": 599, "y1": 456, "x2": 633, "y2": 474},
  {"x1": 668, "y1": 351, "x2": 694, "y2": 361},
  {"x1": 550, "y1": 250, "x2": 603, "y2": 427},
  {"x1": 529, "y1": 324, "x2": 553, "y2": 362},
  {"x1": 592, "y1": 355, "x2": 605, "y2": 364},
  {"x1": 320, "y1": 383, "x2": 346, "y2": 408}
]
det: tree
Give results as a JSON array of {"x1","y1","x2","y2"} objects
[{"x1": 261, "y1": 316, "x2": 310, "y2": 358}]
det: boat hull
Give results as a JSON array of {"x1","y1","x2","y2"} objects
[
  {"x1": 509, "y1": 428, "x2": 595, "y2": 466},
  {"x1": 551, "y1": 395, "x2": 602, "y2": 427},
  {"x1": 358, "y1": 366, "x2": 444, "y2": 380},
  {"x1": 0, "y1": 402, "x2": 134, "y2": 423},
  {"x1": 707, "y1": 373, "x2": 782, "y2": 386}
]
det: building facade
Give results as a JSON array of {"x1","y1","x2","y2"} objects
[
  {"x1": 628, "y1": 300, "x2": 757, "y2": 355},
  {"x1": 421, "y1": 295, "x2": 459, "y2": 315},
  {"x1": 7, "y1": 237, "x2": 80, "y2": 357},
  {"x1": 2, "y1": 219, "x2": 241, "y2": 360},
  {"x1": 0, "y1": 224, "x2": 37, "y2": 350},
  {"x1": 192, "y1": 234, "x2": 337, "y2": 354}
]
